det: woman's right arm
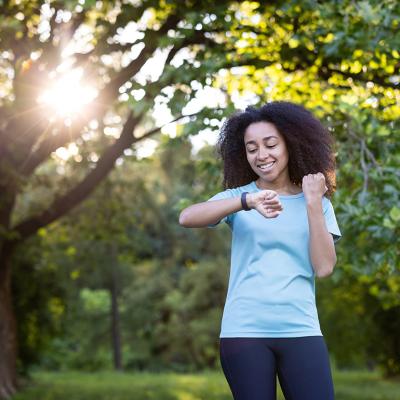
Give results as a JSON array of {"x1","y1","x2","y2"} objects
[
  {"x1": 179, "y1": 196, "x2": 244, "y2": 228},
  {"x1": 179, "y1": 191, "x2": 283, "y2": 228}
]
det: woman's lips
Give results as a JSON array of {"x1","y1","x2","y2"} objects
[{"x1": 258, "y1": 161, "x2": 275, "y2": 172}]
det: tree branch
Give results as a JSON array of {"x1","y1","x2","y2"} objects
[
  {"x1": 19, "y1": 14, "x2": 181, "y2": 177},
  {"x1": 44, "y1": 6, "x2": 89, "y2": 64},
  {"x1": 13, "y1": 112, "x2": 140, "y2": 241},
  {"x1": 318, "y1": 64, "x2": 399, "y2": 89},
  {"x1": 12, "y1": 110, "x2": 198, "y2": 242},
  {"x1": 98, "y1": 14, "x2": 180, "y2": 101},
  {"x1": 278, "y1": 46, "x2": 399, "y2": 89}
]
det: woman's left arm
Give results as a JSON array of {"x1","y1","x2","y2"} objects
[{"x1": 302, "y1": 173, "x2": 337, "y2": 278}]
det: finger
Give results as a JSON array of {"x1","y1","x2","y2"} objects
[
  {"x1": 263, "y1": 202, "x2": 281, "y2": 209},
  {"x1": 263, "y1": 194, "x2": 280, "y2": 202},
  {"x1": 264, "y1": 193, "x2": 277, "y2": 200},
  {"x1": 267, "y1": 209, "x2": 282, "y2": 218},
  {"x1": 262, "y1": 197, "x2": 281, "y2": 205},
  {"x1": 264, "y1": 203, "x2": 283, "y2": 211},
  {"x1": 264, "y1": 210, "x2": 282, "y2": 218},
  {"x1": 263, "y1": 198, "x2": 282, "y2": 206}
]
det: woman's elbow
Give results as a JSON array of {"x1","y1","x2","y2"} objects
[
  {"x1": 179, "y1": 210, "x2": 188, "y2": 227},
  {"x1": 316, "y1": 267, "x2": 333, "y2": 279},
  {"x1": 316, "y1": 260, "x2": 337, "y2": 278},
  {"x1": 179, "y1": 208, "x2": 195, "y2": 227}
]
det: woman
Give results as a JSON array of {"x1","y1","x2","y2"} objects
[{"x1": 179, "y1": 101, "x2": 342, "y2": 400}]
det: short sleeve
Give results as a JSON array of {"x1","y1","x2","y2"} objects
[
  {"x1": 206, "y1": 189, "x2": 236, "y2": 228},
  {"x1": 323, "y1": 198, "x2": 342, "y2": 243}
]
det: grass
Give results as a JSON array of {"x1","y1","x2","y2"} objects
[{"x1": 12, "y1": 369, "x2": 400, "y2": 400}]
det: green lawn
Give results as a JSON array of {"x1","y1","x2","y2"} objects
[{"x1": 12, "y1": 369, "x2": 400, "y2": 400}]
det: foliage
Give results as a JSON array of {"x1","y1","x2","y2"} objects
[
  {"x1": 14, "y1": 136, "x2": 230, "y2": 372},
  {"x1": 11, "y1": 237, "x2": 68, "y2": 376}
]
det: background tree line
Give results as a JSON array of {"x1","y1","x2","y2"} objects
[{"x1": 13, "y1": 133, "x2": 398, "y2": 377}]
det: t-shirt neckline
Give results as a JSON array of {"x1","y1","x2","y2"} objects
[{"x1": 251, "y1": 181, "x2": 304, "y2": 199}]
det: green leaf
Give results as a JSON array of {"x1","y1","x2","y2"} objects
[{"x1": 389, "y1": 206, "x2": 400, "y2": 222}]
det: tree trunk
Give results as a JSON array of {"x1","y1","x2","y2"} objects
[
  {"x1": 110, "y1": 256, "x2": 122, "y2": 371},
  {"x1": 0, "y1": 244, "x2": 18, "y2": 399}
]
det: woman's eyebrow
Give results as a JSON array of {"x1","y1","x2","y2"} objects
[{"x1": 245, "y1": 136, "x2": 278, "y2": 145}]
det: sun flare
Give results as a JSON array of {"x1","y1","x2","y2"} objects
[{"x1": 38, "y1": 68, "x2": 97, "y2": 118}]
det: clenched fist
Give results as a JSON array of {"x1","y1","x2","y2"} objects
[
  {"x1": 247, "y1": 190, "x2": 283, "y2": 218},
  {"x1": 302, "y1": 172, "x2": 328, "y2": 203}
]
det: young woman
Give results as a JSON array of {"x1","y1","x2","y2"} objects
[{"x1": 179, "y1": 101, "x2": 342, "y2": 400}]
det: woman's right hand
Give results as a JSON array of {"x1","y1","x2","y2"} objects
[{"x1": 247, "y1": 190, "x2": 283, "y2": 218}]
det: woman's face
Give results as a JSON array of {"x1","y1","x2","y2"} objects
[{"x1": 244, "y1": 121, "x2": 291, "y2": 185}]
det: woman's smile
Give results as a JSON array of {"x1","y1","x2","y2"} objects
[{"x1": 257, "y1": 161, "x2": 276, "y2": 172}]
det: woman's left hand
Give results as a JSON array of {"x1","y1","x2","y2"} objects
[{"x1": 302, "y1": 173, "x2": 328, "y2": 203}]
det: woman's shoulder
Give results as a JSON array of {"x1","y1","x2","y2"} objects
[
  {"x1": 207, "y1": 182, "x2": 254, "y2": 202},
  {"x1": 228, "y1": 181, "x2": 255, "y2": 195}
]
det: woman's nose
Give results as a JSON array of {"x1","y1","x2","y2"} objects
[{"x1": 257, "y1": 148, "x2": 270, "y2": 160}]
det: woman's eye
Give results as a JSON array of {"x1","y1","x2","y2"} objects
[{"x1": 248, "y1": 145, "x2": 276, "y2": 153}]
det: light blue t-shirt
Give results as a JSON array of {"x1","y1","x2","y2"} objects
[{"x1": 207, "y1": 180, "x2": 342, "y2": 338}]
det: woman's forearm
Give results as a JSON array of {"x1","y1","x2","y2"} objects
[
  {"x1": 179, "y1": 197, "x2": 243, "y2": 228},
  {"x1": 306, "y1": 200, "x2": 337, "y2": 278}
]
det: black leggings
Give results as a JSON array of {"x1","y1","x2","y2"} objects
[{"x1": 219, "y1": 336, "x2": 335, "y2": 400}]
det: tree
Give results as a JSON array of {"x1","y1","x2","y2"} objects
[
  {"x1": 0, "y1": 0, "x2": 236, "y2": 395},
  {"x1": 13, "y1": 135, "x2": 229, "y2": 373}
]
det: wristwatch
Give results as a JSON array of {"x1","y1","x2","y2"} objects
[{"x1": 241, "y1": 192, "x2": 251, "y2": 211}]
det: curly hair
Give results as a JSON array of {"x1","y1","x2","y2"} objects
[{"x1": 215, "y1": 101, "x2": 338, "y2": 198}]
